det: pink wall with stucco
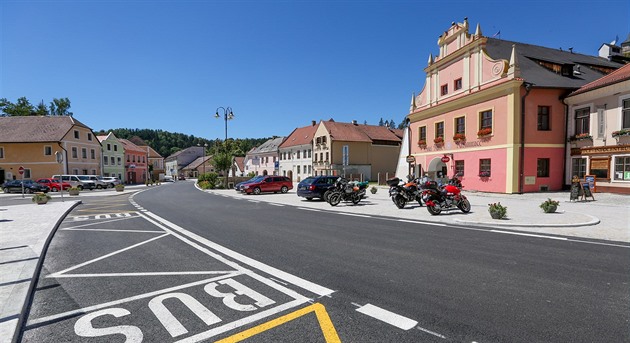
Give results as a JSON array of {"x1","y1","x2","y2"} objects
[
  {"x1": 521, "y1": 147, "x2": 565, "y2": 192},
  {"x1": 523, "y1": 89, "x2": 567, "y2": 145}
]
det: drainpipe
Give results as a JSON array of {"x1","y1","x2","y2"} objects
[
  {"x1": 561, "y1": 94, "x2": 570, "y2": 190},
  {"x1": 406, "y1": 118, "x2": 412, "y2": 177},
  {"x1": 58, "y1": 142, "x2": 68, "y2": 174},
  {"x1": 519, "y1": 82, "x2": 533, "y2": 194}
]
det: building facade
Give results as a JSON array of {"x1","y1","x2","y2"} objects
[
  {"x1": 164, "y1": 146, "x2": 204, "y2": 178},
  {"x1": 0, "y1": 116, "x2": 101, "y2": 183},
  {"x1": 244, "y1": 137, "x2": 285, "y2": 176},
  {"x1": 279, "y1": 122, "x2": 317, "y2": 182},
  {"x1": 565, "y1": 63, "x2": 630, "y2": 194},
  {"x1": 406, "y1": 19, "x2": 621, "y2": 193},
  {"x1": 97, "y1": 132, "x2": 125, "y2": 181},
  {"x1": 119, "y1": 139, "x2": 148, "y2": 184}
]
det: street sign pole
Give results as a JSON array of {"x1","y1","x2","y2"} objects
[
  {"x1": 56, "y1": 151, "x2": 64, "y2": 202},
  {"x1": 18, "y1": 166, "x2": 25, "y2": 198}
]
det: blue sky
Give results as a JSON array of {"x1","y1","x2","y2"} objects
[{"x1": 2, "y1": 0, "x2": 629, "y2": 140}]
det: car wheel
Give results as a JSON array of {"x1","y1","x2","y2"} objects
[
  {"x1": 281, "y1": 186, "x2": 288, "y2": 193},
  {"x1": 3, "y1": 187, "x2": 9, "y2": 193},
  {"x1": 52, "y1": 187, "x2": 59, "y2": 192},
  {"x1": 78, "y1": 186, "x2": 83, "y2": 190},
  {"x1": 253, "y1": 187, "x2": 261, "y2": 195},
  {"x1": 96, "y1": 185, "x2": 102, "y2": 189},
  {"x1": 25, "y1": 188, "x2": 32, "y2": 194}
]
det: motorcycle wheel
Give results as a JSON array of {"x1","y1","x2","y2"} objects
[
  {"x1": 457, "y1": 198, "x2": 471, "y2": 213},
  {"x1": 329, "y1": 193, "x2": 341, "y2": 206},
  {"x1": 393, "y1": 195, "x2": 405, "y2": 209},
  {"x1": 323, "y1": 190, "x2": 333, "y2": 203},
  {"x1": 351, "y1": 193, "x2": 361, "y2": 204},
  {"x1": 427, "y1": 204, "x2": 441, "y2": 215}
]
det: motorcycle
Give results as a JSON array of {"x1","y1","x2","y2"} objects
[
  {"x1": 422, "y1": 176, "x2": 470, "y2": 215},
  {"x1": 386, "y1": 176, "x2": 423, "y2": 209},
  {"x1": 324, "y1": 179, "x2": 368, "y2": 203},
  {"x1": 327, "y1": 177, "x2": 366, "y2": 206}
]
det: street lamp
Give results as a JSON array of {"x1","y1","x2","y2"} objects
[
  {"x1": 197, "y1": 142, "x2": 208, "y2": 176},
  {"x1": 215, "y1": 107, "x2": 234, "y2": 187}
]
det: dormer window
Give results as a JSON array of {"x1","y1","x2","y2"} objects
[{"x1": 561, "y1": 63, "x2": 574, "y2": 76}]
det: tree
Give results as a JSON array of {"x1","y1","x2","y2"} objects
[
  {"x1": 35, "y1": 100, "x2": 50, "y2": 116},
  {"x1": 0, "y1": 97, "x2": 34, "y2": 116},
  {"x1": 49, "y1": 97, "x2": 73, "y2": 116},
  {"x1": 378, "y1": 117, "x2": 384, "y2": 126},
  {"x1": 389, "y1": 119, "x2": 396, "y2": 128}
]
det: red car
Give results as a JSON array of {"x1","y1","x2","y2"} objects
[
  {"x1": 241, "y1": 176, "x2": 293, "y2": 195},
  {"x1": 36, "y1": 178, "x2": 72, "y2": 192}
]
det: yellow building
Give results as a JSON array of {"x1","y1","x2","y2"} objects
[{"x1": 0, "y1": 116, "x2": 102, "y2": 183}]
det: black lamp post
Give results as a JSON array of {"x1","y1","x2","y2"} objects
[
  {"x1": 197, "y1": 142, "x2": 208, "y2": 176},
  {"x1": 215, "y1": 107, "x2": 234, "y2": 187}
]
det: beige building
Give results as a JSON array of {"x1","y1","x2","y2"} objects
[
  {"x1": 0, "y1": 116, "x2": 101, "y2": 183},
  {"x1": 312, "y1": 119, "x2": 403, "y2": 182}
]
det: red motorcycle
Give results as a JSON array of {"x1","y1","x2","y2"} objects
[{"x1": 422, "y1": 176, "x2": 471, "y2": 215}]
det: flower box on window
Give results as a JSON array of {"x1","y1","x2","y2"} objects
[
  {"x1": 477, "y1": 128, "x2": 492, "y2": 137},
  {"x1": 434, "y1": 136, "x2": 444, "y2": 144},
  {"x1": 612, "y1": 128, "x2": 630, "y2": 137},
  {"x1": 453, "y1": 133, "x2": 466, "y2": 142},
  {"x1": 479, "y1": 171, "x2": 491, "y2": 177},
  {"x1": 569, "y1": 133, "x2": 593, "y2": 141},
  {"x1": 417, "y1": 139, "x2": 427, "y2": 147}
]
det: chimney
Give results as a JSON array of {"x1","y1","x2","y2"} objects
[
  {"x1": 312, "y1": 120, "x2": 316, "y2": 126},
  {"x1": 352, "y1": 120, "x2": 358, "y2": 125}
]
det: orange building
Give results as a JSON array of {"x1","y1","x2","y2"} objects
[{"x1": 119, "y1": 138, "x2": 148, "y2": 184}]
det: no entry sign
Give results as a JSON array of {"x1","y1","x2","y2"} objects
[
  {"x1": 18, "y1": 166, "x2": 24, "y2": 175},
  {"x1": 441, "y1": 156, "x2": 450, "y2": 163}
]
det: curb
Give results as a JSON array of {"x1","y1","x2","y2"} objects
[
  {"x1": 11, "y1": 200, "x2": 82, "y2": 343},
  {"x1": 453, "y1": 212, "x2": 601, "y2": 228}
]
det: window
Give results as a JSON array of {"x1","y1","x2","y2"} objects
[
  {"x1": 127, "y1": 155, "x2": 130, "y2": 162},
  {"x1": 23, "y1": 168, "x2": 32, "y2": 179},
  {"x1": 435, "y1": 122, "x2": 444, "y2": 138},
  {"x1": 455, "y1": 160, "x2": 465, "y2": 176},
  {"x1": 320, "y1": 153, "x2": 323, "y2": 161},
  {"x1": 132, "y1": 155, "x2": 136, "y2": 163},
  {"x1": 325, "y1": 152, "x2": 329, "y2": 161},
  {"x1": 455, "y1": 117, "x2": 465, "y2": 134},
  {"x1": 44, "y1": 146, "x2": 52, "y2": 156},
  {"x1": 538, "y1": 106, "x2": 550, "y2": 131},
  {"x1": 90, "y1": 149, "x2": 95, "y2": 159},
  {"x1": 308, "y1": 149, "x2": 311, "y2": 158},
  {"x1": 571, "y1": 158, "x2": 587, "y2": 179},
  {"x1": 614, "y1": 156, "x2": 630, "y2": 180},
  {"x1": 297, "y1": 150, "x2": 301, "y2": 159},
  {"x1": 81, "y1": 148, "x2": 87, "y2": 159},
  {"x1": 72, "y1": 147, "x2": 78, "y2": 158},
  {"x1": 118, "y1": 157, "x2": 122, "y2": 165},
  {"x1": 114, "y1": 145, "x2": 118, "y2": 152},
  {"x1": 104, "y1": 156, "x2": 109, "y2": 165},
  {"x1": 314, "y1": 153, "x2": 317, "y2": 162},
  {"x1": 623, "y1": 99, "x2": 630, "y2": 129},
  {"x1": 72, "y1": 169, "x2": 79, "y2": 175},
  {"x1": 480, "y1": 110, "x2": 493, "y2": 129},
  {"x1": 479, "y1": 159, "x2": 491, "y2": 177},
  {"x1": 419, "y1": 126, "x2": 427, "y2": 141},
  {"x1": 74, "y1": 130, "x2": 79, "y2": 139},
  {"x1": 454, "y1": 78, "x2": 462, "y2": 91},
  {"x1": 537, "y1": 158, "x2": 550, "y2": 177},
  {"x1": 87, "y1": 133, "x2": 92, "y2": 141},
  {"x1": 107, "y1": 143, "x2": 111, "y2": 151},
  {"x1": 308, "y1": 165, "x2": 312, "y2": 174},
  {"x1": 575, "y1": 107, "x2": 590, "y2": 135},
  {"x1": 297, "y1": 166, "x2": 301, "y2": 174},
  {"x1": 440, "y1": 84, "x2": 448, "y2": 96},
  {"x1": 0, "y1": 147, "x2": 4, "y2": 158},
  {"x1": 303, "y1": 150, "x2": 307, "y2": 158}
]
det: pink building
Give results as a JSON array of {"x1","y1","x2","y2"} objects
[
  {"x1": 120, "y1": 138, "x2": 148, "y2": 184},
  {"x1": 406, "y1": 19, "x2": 621, "y2": 193}
]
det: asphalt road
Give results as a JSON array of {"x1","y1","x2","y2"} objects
[{"x1": 20, "y1": 182, "x2": 630, "y2": 342}]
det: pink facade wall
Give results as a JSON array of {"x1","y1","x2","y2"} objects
[{"x1": 522, "y1": 147, "x2": 565, "y2": 192}]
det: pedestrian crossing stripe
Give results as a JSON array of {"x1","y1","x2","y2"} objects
[
  {"x1": 70, "y1": 212, "x2": 139, "y2": 221},
  {"x1": 214, "y1": 303, "x2": 340, "y2": 343}
]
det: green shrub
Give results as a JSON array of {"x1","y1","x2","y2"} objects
[{"x1": 198, "y1": 180, "x2": 213, "y2": 189}]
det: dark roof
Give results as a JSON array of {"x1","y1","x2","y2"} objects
[
  {"x1": 0, "y1": 116, "x2": 91, "y2": 143},
  {"x1": 568, "y1": 63, "x2": 630, "y2": 97},
  {"x1": 251, "y1": 137, "x2": 285, "y2": 154},
  {"x1": 485, "y1": 38, "x2": 623, "y2": 89}
]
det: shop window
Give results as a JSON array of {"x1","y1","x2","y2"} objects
[
  {"x1": 538, "y1": 106, "x2": 550, "y2": 131},
  {"x1": 571, "y1": 158, "x2": 587, "y2": 178},
  {"x1": 590, "y1": 158, "x2": 610, "y2": 179},
  {"x1": 614, "y1": 156, "x2": 630, "y2": 180},
  {"x1": 537, "y1": 158, "x2": 550, "y2": 177}
]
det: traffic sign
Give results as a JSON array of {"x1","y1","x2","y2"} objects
[
  {"x1": 18, "y1": 166, "x2": 24, "y2": 175},
  {"x1": 441, "y1": 156, "x2": 450, "y2": 163},
  {"x1": 406, "y1": 155, "x2": 416, "y2": 163}
]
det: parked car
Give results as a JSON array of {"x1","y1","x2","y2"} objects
[
  {"x1": 234, "y1": 176, "x2": 265, "y2": 192},
  {"x1": 99, "y1": 176, "x2": 121, "y2": 188},
  {"x1": 52, "y1": 174, "x2": 96, "y2": 190},
  {"x1": 35, "y1": 178, "x2": 71, "y2": 192},
  {"x1": 86, "y1": 175, "x2": 108, "y2": 189},
  {"x1": 296, "y1": 176, "x2": 339, "y2": 200},
  {"x1": 2, "y1": 180, "x2": 50, "y2": 194},
  {"x1": 241, "y1": 176, "x2": 293, "y2": 195}
]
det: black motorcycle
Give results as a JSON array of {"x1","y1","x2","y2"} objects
[
  {"x1": 327, "y1": 177, "x2": 365, "y2": 206},
  {"x1": 386, "y1": 176, "x2": 423, "y2": 209}
]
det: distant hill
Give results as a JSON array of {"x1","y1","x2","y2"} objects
[{"x1": 95, "y1": 128, "x2": 270, "y2": 158}]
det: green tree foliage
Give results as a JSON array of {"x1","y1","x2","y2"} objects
[
  {"x1": 0, "y1": 96, "x2": 74, "y2": 116},
  {"x1": 0, "y1": 97, "x2": 35, "y2": 116},
  {"x1": 49, "y1": 98, "x2": 73, "y2": 116}
]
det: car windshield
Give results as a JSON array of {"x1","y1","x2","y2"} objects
[
  {"x1": 300, "y1": 177, "x2": 317, "y2": 185},
  {"x1": 247, "y1": 176, "x2": 264, "y2": 182}
]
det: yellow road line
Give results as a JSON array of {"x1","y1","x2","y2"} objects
[{"x1": 215, "y1": 303, "x2": 340, "y2": 343}]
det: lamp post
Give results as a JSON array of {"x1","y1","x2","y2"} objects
[
  {"x1": 215, "y1": 106, "x2": 234, "y2": 187},
  {"x1": 197, "y1": 142, "x2": 208, "y2": 176}
]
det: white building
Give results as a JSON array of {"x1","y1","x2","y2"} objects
[
  {"x1": 278, "y1": 122, "x2": 318, "y2": 182},
  {"x1": 243, "y1": 137, "x2": 285, "y2": 176}
]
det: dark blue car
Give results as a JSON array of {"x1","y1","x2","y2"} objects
[{"x1": 296, "y1": 176, "x2": 338, "y2": 200}]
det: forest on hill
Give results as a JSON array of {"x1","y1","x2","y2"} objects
[{"x1": 95, "y1": 128, "x2": 270, "y2": 158}]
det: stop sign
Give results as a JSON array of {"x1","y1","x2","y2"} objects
[
  {"x1": 441, "y1": 156, "x2": 450, "y2": 163},
  {"x1": 18, "y1": 166, "x2": 24, "y2": 175}
]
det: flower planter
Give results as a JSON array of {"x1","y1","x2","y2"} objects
[
  {"x1": 489, "y1": 211, "x2": 503, "y2": 219},
  {"x1": 115, "y1": 186, "x2": 125, "y2": 192},
  {"x1": 542, "y1": 204, "x2": 557, "y2": 213},
  {"x1": 68, "y1": 189, "x2": 80, "y2": 196}
]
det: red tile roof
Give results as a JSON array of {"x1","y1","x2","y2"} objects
[
  {"x1": 568, "y1": 63, "x2": 630, "y2": 97},
  {"x1": 279, "y1": 123, "x2": 319, "y2": 148},
  {"x1": 322, "y1": 120, "x2": 402, "y2": 143},
  {"x1": 119, "y1": 138, "x2": 146, "y2": 153}
]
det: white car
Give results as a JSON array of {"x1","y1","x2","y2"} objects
[{"x1": 100, "y1": 176, "x2": 122, "y2": 188}]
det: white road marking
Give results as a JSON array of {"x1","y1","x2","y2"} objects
[
  {"x1": 490, "y1": 230, "x2": 568, "y2": 240},
  {"x1": 27, "y1": 274, "x2": 241, "y2": 327},
  {"x1": 297, "y1": 207, "x2": 321, "y2": 212},
  {"x1": 268, "y1": 203, "x2": 284, "y2": 207},
  {"x1": 396, "y1": 219, "x2": 447, "y2": 227},
  {"x1": 337, "y1": 213, "x2": 371, "y2": 218},
  {"x1": 47, "y1": 233, "x2": 170, "y2": 278},
  {"x1": 51, "y1": 271, "x2": 234, "y2": 278},
  {"x1": 60, "y1": 228, "x2": 164, "y2": 233},
  {"x1": 416, "y1": 326, "x2": 447, "y2": 339},
  {"x1": 356, "y1": 303, "x2": 417, "y2": 330},
  {"x1": 61, "y1": 216, "x2": 141, "y2": 230}
]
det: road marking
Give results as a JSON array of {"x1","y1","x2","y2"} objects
[
  {"x1": 337, "y1": 213, "x2": 371, "y2": 218},
  {"x1": 565, "y1": 239, "x2": 630, "y2": 248},
  {"x1": 355, "y1": 303, "x2": 417, "y2": 330},
  {"x1": 416, "y1": 326, "x2": 447, "y2": 339},
  {"x1": 298, "y1": 207, "x2": 321, "y2": 212},
  {"x1": 490, "y1": 230, "x2": 568, "y2": 240},
  {"x1": 213, "y1": 303, "x2": 340, "y2": 343},
  {"x1": 70, "y1": 212, "x2": 137, "y2": 221},
  {"x1": 60, "y1": 228, "x2": 165, "y2": 233},
  {"x1": 139, "y1": 211, "x2": 335, "y2": 297},
  {"x1": 268, "y1": 203, "x2": 284, "y2": 207},
  {"x1": 52, "y1": 271, "x2": 235, "y2": 278},
  {"x1": 61, "y1": 217, "x2": 143, "y2": 230},
  {"x1": 47, "y1": 233, "x2": 170, "y2": 278},
  {"x1": 396, "y1": 219, "x2": 448, "y2": 227},
  {"x1": 27, "y1": 273, "x2": 241, "y2": 327}
]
